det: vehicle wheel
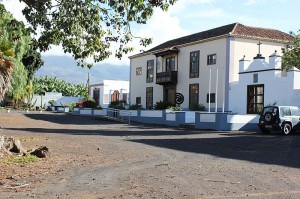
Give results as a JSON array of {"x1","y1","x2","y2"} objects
[
  {"x1": 264, "y1": 112, "x2": 273, "y2": 122},
  {"x1": 282, "y1": 123, "x2": 292, "y2": 135},
  {"x1": 261, "y1": 129, "x2": 270, "y2": 134}
]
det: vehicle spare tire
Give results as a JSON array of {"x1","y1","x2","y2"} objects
[{"x1": 264, "y1": 112, "x2": 274, "y2": 123}]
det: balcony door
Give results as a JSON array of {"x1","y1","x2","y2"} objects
[
  {"x1": 164, "y1": 85, "x2": 176, "y2": 105},
  {"x1": 247, "y1": 84, "x2": 264, "y2": 114}
]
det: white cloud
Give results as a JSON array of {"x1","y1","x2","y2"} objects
[
  {"x1": 189, "y1": 8, "x2": 224, "y2": 18},
  {"x1": 244, "y1": 0, "x2": 266, "y2": 6},
  {"x1": 2, "y1": 0, "x2": 27, "y2": 22},
  {"x1": 136, "y1": 9, "x2": 190, "y2": 49},
  {"x1": 102, "y1": 9, "x2": 190, "y2": 66},
  {"x1": 169, "y1": 0, "x2": 215, "y2": 14}
]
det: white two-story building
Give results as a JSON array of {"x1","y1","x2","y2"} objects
[{"x1": 129, "y1": 23, "x2": 293, "y2": 113}]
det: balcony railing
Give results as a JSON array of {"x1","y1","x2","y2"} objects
[{"x1": 156, "y1": 71, "x2": 178, "y2": 85}]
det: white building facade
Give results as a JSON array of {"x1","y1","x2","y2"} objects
[
  {"x1": 89, "y1": 80, "x2": 129, "y2": 108},
  {"x1": 129, "y1": 23, "x2": 293, "y2": 113},
  {"x1": 229, "y1": 51, "x2": 300, "y2": 114}
]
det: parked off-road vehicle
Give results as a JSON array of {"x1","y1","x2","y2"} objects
[{"x1": 258, "y1": 106, "x2": 300, "y2": 135}]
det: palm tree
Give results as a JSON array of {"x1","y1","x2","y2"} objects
[{"x1": 0, "y1": 36, "x2": 15, "y2": 99}]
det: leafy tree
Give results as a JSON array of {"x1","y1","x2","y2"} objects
[
  {"x1": 22, "y1": 46, "x2": 44, "y2": 81},
  {"x1": 0, "y1": 4, "x2": 15, "y2": 99},
  {"x1": 0, "y1": 3, "x2": 39, "y2": 100},
  {"x1": 0, "y1": 36, "x2": 14, "y2": 99},
  {"x1": 282, "y1": 31, "x2": 300, "y2": 70},
  {"x1": 19, "y1": 0, "x2": 177, "y2": 68},
  {"x1": 5, "y1": 62, "x2": 28, "y2": 105},
  {"x1": 32, "y1": 76, "x2": 87, "y2": 97}
]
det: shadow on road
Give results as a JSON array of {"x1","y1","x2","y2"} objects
[
  {"x1": 25, "y1": 113, "x2": 114, "y2": 125},
  {"x1": 4, "y1": 126, "x2": 207, "y2": 137},
  {"x1": 129, "y1": 135, "x2": 300, "y2": 169}
]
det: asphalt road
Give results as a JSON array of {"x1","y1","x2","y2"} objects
[{"x1": 1, "y1": 111, "x2": 300, "y2": 199}]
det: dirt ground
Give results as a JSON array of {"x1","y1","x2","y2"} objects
[{"x1": 0, "y1": 110, "x2": 300, "y2": 199}]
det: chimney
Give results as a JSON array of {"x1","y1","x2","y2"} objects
[
  {"x1": 239, "y1": 55, "x2": 250, "y2": 73},
  {"x1": 269, "y1": 50, "x2": 281, "y2": 69}
]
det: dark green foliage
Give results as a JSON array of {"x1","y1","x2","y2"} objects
[
  {"x1": 189, "y1": 104, "x2": 206, "y2": 111},
  {"x1": 129, "y1": 103, "x2": 143, "y2": 110},
  {"x1": 20, "y1": 0, "x2": 177, "y2": 68},
  {"x1": 153, "y1": 101, "x2": 174, "y2": 110},
  {"x1": 82, "y1": 99, "x2": 97, "y2": 108},
  {"x1": 108, "y1": 100, "x2": 126, "y2": 110},
  {"x1": 33, "y1": 76, "x2": 87, "y2": 97},
  {"x1": 282, "y1": 31, "x2": 300, "y2": 70},
  {"x1": 22, "y1": 46, "x2": 44, "y2": 81}
]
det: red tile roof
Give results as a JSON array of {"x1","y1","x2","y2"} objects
[
  {"x1": 146, "y1": 23, "x2": 293, "y2": 54},
  {"x1": 231, "y1": 23, "x2": 293, "y2": 42}
]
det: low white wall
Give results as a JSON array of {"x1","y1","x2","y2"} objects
[
  {"x1": 200, "y1": 114, "x2": 216, "y2": 123},
  {"x1": 166, "y1": 113, "x2": 176, "y2": 121},
  {"x1": 32, "y1": 92, "x2": 83, "y2": 108},
  {"x1": 141, "y1": 110, "x2": 163, "y2": 117},
  {"x1": 94, "y1": 109, "x2": 107, "y2": 116},
  {"x1": 80, "y1": 109, "x2": 92, "y2": 115},
  {"x1": 120, "y1": 110, "x2": 138, "y2": 117},
  {"x1": 185, "y1": 111, "x2": 196, "y2": 123},
  {"x1": 227, "y1": 114, "x2": 259, "y2": 123}
]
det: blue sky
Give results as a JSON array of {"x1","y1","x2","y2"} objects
[{"x1": 3, "y1": 0, "x2": 300, "y2": 66}]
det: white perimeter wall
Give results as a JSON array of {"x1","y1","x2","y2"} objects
[{"x1": 32, "y1": 92, "x2": 83, "y2": 108}]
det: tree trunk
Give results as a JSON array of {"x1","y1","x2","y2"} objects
[
  {"x1": 0, "y1": 135, "x2": 27, "y2": 156},
  {"x1": 0, "y1": 135, "x2": 48, "y2": 158}
]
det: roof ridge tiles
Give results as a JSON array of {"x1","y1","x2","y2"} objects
[{"x1": 142, "y1": 22, "x2": 293, "y2": 55}]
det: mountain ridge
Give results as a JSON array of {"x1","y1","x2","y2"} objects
[{"x1": 34, "y1": 55, "x2": 130, "y2": 84}]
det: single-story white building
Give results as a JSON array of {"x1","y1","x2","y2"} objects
[
  {"x1": 89, "y1": 80, "x2": 130, "y2": 108},
  {"x1": 229, "y1": 51, "x2": 300, "y2": 114}
]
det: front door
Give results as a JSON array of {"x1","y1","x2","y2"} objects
[
  {"x1": 93, "y1": 88, "x2": 100, "y2": 106},
  {"x1": 164, "y1": 85, "x2": 176, "y2": 105},
  {"x1": 111, "y1": 90, "x2": 120, "y2": 102}
]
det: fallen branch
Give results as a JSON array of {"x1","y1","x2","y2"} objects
[{"x1": 1, "y1": 183, "x2": 31, "y2": 189}]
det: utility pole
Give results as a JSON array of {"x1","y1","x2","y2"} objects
[{"x1": 87, "y1": 72, "x2": 90, "y2": 98}]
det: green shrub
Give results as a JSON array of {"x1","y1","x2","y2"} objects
[
  {"x1": 95, "y1": 105, "x2": 103, "y2": 110},
  {"x1": 189, "y1": 104, "x2": 206, "y2": 111},
  {"x1": 108, "y1": 100, "x2": 126, "y2": 109},
  {"x1": 168, "y1": 106, "x2": 181, "y2": 111},
  {"x1": 48, "y1": 100, "x2": 56, "y2": 106},
  {"x1": 69, "y1": 102, "x2": 76, "y2": 112},
  {"x1": 82, "y1": 99, "x2": 97, "y2": 108},
  {"x1": 129, "y1": 104, "x2": 143, "y2": 110},
  {"x1": 153, "y1": 101, "x2": 175, "y2": 110}
]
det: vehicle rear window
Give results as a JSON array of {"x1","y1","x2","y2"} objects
[{"x1": 262, "y1": 107, "x2": 277, "y2": 115}]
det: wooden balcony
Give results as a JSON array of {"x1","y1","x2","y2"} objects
[{"x1": 156, "y1": 71, "x2": 178, "y2": 85}]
